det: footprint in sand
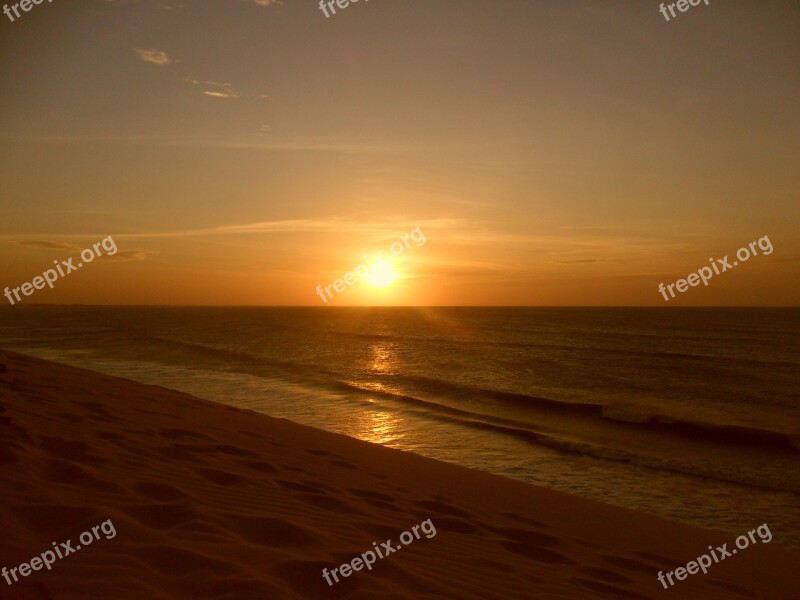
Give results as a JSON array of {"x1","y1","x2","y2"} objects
[
  {"x1": 602, "y1": 554, "x2": 661, "y2": 575},
  {"x1": 0, "y1": 580, "x2": 54, "y2": 599},
  {"x1": 716, "y1": 581, "x2": 757, "y2": 597},
  {"x1": 238, "y1": 429, "x2": 266, "y2": 439},
  {"x1": 347, "y1": 489, "x2": 404, "y2": 513},
  {"x1": 277, "y1": 479, "x2": 333, "y2": 494},
  {"x1": 632, "y1": 550, "x2": 677, "y2": 565},
  {"x1": 239, "y1": 459, "x2": 278, "y2": 475},
  {"x1": 157, "y1": 444, "x2": 207, "y2": 462},
  {"x1": 121, "y1": 502, "x2": 199, "y2": 529},
  {"x1": 306, "y1": 448, "x2": 358, "y2": 466},
  {"x1": 491, "y1": 527, "x2": 576, "y2": 565},
  {"x1": 211, "y1": 444, "x2": 260, "y2": 459},
  {"x1": 306, "y1": 493, "x2": 356, "y2": 512},
  {"x1": 327, "y1": 458, "x2": 358, "y2": 470},
  {"x1": 0, "y1": 442, "x2": 18, "y2": 465},
  {"x1": 15, "y1": 504, "x2": 97, "y2": 537},
  {"x1": 204, "y1": 578, "x2": 284, "y2": 598},
  {"x1": 574, "y1": 577, "x2": 650, "y2": 599},
  {"x1": 43, "y1": 458, "x2": 121, "y2": 493},
  {"x1": 222, "y1": 514, "x2": 315, "y2": 547},
  {"x1": 55, "y1": 412, "x2": 84, "y2": 424},
  {"x1": 502, "y1": 511, "x2": 549, "y2": 529},
  {"x1": 38, "y1": 436, "x2": 101, "y2": 464},
  {"x1": 132, "y1": 545, "x2": 238, "y2": 578},
  {"x1": 347, "y1": 488, "x2": 394, "y2": 502},
  {"x1": 132, "y1": 482, "x2": 189, "y2": 502},
  {"x1": 195, "y1": 467, "x2": 253, "y2": 487},
  {"x1": 354, "y1": 521, "x2": 402, "y2": 540},
  {"x1": 306, "y1": 448, "x2": 332, "y2": 457},
  {"x1": 429, "y1": 517, "x2": 479, "y2": 534},
  {"x1": 414, "y1": 499, "x2": 472, "y2": 519},
  {"x1": 158, "y1": 428, "x2": 214, "y2": 442},
  {"x1": 580, "y1": 566, "x2": 631, "y2": 585},
  {"x1": 276, "y1": 560, "x2": 361, "y2": 598},
  {"x1": 0, "y1": 363, "x2": 13, "y2": 384},
  {"x1": 76, "y1": 401, "x2": 121, "y2": 423}
]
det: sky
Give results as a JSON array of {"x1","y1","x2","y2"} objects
[{"x1": 0, "y1": 0, "x2": 798, "y2": 306}]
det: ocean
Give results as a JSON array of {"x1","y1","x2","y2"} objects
[{"x1": 1, "y1": 306, "x2": 798, "y2": 548}]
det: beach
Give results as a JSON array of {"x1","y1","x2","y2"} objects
[
  {"x1": 2, "y1": 306, "x2": 799, "y2": 550},
  {"x1": 1, "y1": 350, "x2": 798, "y2": 599}
]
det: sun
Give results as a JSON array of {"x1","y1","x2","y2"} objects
[{"x1": 364, "y1": 259, "x2": 400, "y2": 288}]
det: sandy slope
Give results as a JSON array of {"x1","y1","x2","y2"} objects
[{"x1": 0, "y1": 350, "x2": 798, "y2": 599}]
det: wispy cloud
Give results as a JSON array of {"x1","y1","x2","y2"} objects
[
  {"x1": 107, "y1": 250, "x2": 157, "y2": 261},
  {"x1": 186, "y1": 79, "x2": 258, "y2": 99},
  {"x1": 11, "y1": 240, "x2": 154, "y2": 261},
  {"x1": 202, "y1": 91, "x2": 239, "y2": 99},
  {"x1": 557, "y1": 258, "x2": 602, "y2": 264},
  {"x1": 117, "y1": 218, "x2": 463, "y2": 240},
  {"x1": 133, "y1": 48, "x2": 172, "y2": 67},
  {"x1": 16, "y1": 240, "x2": 81, "y2": 251},
  {"x1": 196, "y1": 81, "x2": 241, "y2": 99},
  {"x1": 0, "y1": 219, "x2": 462, "y2": 242}
]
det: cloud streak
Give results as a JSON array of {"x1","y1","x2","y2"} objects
[
  {"x1": 133, "y1": 48, "x2": 172, "y2": 67},
  {"x1": 117, "y1": 218, "x2": 463, "y2": 240},
  {"x1": 106, "y1": 250, "x2": 157, "y2": 261},
  {"x1": 0, "y1": 219, "x2": 462, "y2": 242},
  {"x1": 16, "y1": 240, "x2": 81, "y2": 251}
]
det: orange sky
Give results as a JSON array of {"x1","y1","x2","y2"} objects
[{"x1": 1, "y1": 0, "x2": 798, "y2": 306}]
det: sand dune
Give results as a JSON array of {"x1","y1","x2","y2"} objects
[{"x1": 0, "y1": 350, "x2": 798, "y2": 599}]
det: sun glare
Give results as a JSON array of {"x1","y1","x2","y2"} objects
[{"x1": 364, "y1": 259, "x2": 400, "y2": 288}]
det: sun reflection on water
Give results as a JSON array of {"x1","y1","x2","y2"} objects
[
  {"x1": 368, "y1": 342, "x2": 397, "y2": 375},
  {"x1": 351, "y1": 401, "x2": 404, "y2": 445}
]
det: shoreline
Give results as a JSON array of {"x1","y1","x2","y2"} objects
[{"x1": 1, "y1": 350, "x2": 798, "y2": 598}]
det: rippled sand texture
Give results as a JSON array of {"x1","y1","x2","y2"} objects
[{"x1": 0, "y1": 351, "x2": 798, "y2": 599}]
